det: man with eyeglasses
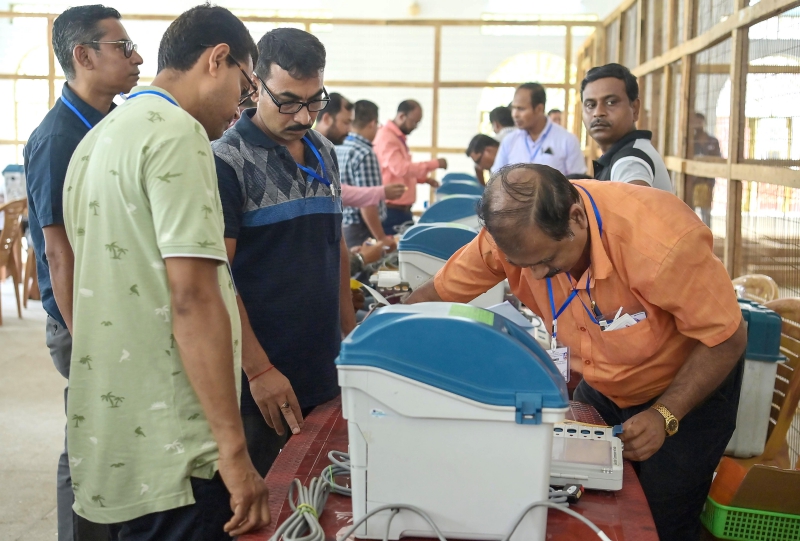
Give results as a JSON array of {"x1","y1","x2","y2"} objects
[
  {"x1": 212, "y1": 27, "x2": 356, "y2": 476},
  {"x1": 466, "y1": 133, "x2": 500, "y2": 185},
  {"x1": 61, "y1": 5, "x2": 269, "y2": 539},
  {"x1": 23, "y1": 5, "x2": 142, "y2": 540}
]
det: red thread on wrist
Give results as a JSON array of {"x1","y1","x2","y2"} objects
[{"x1": 248, "y1": 364, "x2": 275, "y2": 383}]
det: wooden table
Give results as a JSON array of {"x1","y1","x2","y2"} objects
[{"x1": 242, "y1": 398, "x2": 659, "y2": 541}]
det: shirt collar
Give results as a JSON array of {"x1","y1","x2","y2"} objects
[
  {"x1": 346, "y1": 132, "x2": 372, "y2": 146},
  {"x1": 385, "y1": 120, "x2": 406, "y2": 141},
  {"x1": 596, "y1": 129, "x2": 653, "y2": 168},
  {"x1": 60, "y1": 83, "x2": 111, "y2": 126},
  {"x1": 235, "y1": 109, "x2": 280, "y2": 149}
]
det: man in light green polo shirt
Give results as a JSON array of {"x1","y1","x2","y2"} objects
[{"x1": 62, "y1": 6, "x2": 269, "y2": 540}]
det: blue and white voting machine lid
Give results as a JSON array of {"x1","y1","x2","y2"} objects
[
  {"x1": 398, "y1": 223, "x2": 477, "y2": 262},
  {"x1": 436, "y1": 181, "x2": 484, "y2": 199},
  {"x1": 418, "y1": 195, "x2": 481, "y2": 227},
  {"x1": 441, "y1": 172, "x2": 479, "y2": 184},
  {"x1": 337, "y1": 302, "x2": 569, "y2": 424}
]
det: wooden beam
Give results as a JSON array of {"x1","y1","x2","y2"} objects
[
  {"x1": 0, "y1": 11, "x2": 601, "y2": 27},
  {"x1": 603, "y1": 0, "x2": 639, "y2": 26},
  {"x1": 657, "y1": 65, "x2": 671, "y2": 156},
  {"x1": 564, "y1": 24, "x2": 573, "y2": 129},
  {"x1": 635, "y1": 0, "x2": 644, "y2": 66},
  {"x1": 431, "y1": 24, "x2": 441, "y2": 204},
  {"x1": 674, "y1": 0, "x2": 694, "y2": 202},
  {"x1": 666, "y1": 0, "x2": 678, "y2": 50},
  {"x1": 47, "y1": 15, "x2": 55, "y2": 108},
  {"x1": 665, "y1": 157, "x2": 800, "y2": 189},
  {"x1": 0, "y1": 73, "x2": 49, "y2": 80},
  {"x1": 632, "y1": 0, "x2": 800, "y2": 77}
]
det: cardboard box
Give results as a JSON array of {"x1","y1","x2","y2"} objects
[{"x1": 710, "y1": 457, "x2": 800, "y2": 515}]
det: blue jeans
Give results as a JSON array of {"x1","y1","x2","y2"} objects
[
  {"x1": 382, "y1": 207, "x2": 413, "y2": 235},
  {"x1": 573, "y1": 355, "x2": 744, "y2": 541}
]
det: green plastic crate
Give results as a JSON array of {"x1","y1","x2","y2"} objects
[{"x1": 701, "y1": 497, "x2": 800, "y2": 541}]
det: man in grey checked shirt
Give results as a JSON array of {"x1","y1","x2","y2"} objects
[{"x1": 336, "y1": 100, "x2": 397, "y2": 248}]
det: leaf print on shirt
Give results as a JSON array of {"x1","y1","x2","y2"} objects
[
  {"x1": 89, "y1": 201, "x2": 99, "y2": 216},
  {"x1": 100, "y1": 392, "x2": 124, "y2": 408},
  {"x1": 188, "y1": 413, "x2": 200, "y2": 421},
  {"x1": 147, "y1": 111, "x2": 165, "y2": 123},
  {"x1": 198, "y1": 150, "x2": 207, "y2": 157},
  {"x1": 77, "y1": 227, "x2": 85, "y2": 237},
  {"x1": 81, "y1": 156, "x2": 89, "y2": 162},
  {"x1": 170, "y1": 334, "x2": 176, "y2": 348},
  {"x1": 119, "y1": 350, "x2": 130, "y2": 362},
  {"x1": 79, "y1": 355, "x2": 93, "y2": 370},
  {"x1": 101, "y1": 321, "x2": 112, "y2": 326},
  {"x1": 155, "y1": 306, "x2": 170, "y2": 323},
  {"x1": 72, "y1": 414, "x2": 85, "y2": 428},
  {"x1": 156, "y1": 172, "x2": 181, "y2": 183},
  {"x1": 129, "y1": 285, "x2": 139, "y2": 296},
  {"x1": 197, "y1": 240, "x2": 216, "y2": 248},
  {"x1": 110, "y1": 463, "x2": 125, "y2": 468},
  {"x1": 201, "y1": 205, "x2": 213, "y2": 219},
  {"x1": 110, "y1": 170, "x2": 119, "y2": 177},
  {"x1": 69, "y1": 457, "x2": 83, "y2": 468},
  {"x1": 105, "y1": 242, "x2": 128, "y2": 260},
  {"x1": 134, "y1": 427, "x2": 146, "y2": 437},
  {"x1": 140, "y1": 484, "x2": 149, "y2": 495},
  {"x1": 91, "y1": 495, "x2": 106, "y2": 507}
]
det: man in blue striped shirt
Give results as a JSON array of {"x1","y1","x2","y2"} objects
[{"x1": 337, "y1": 100, "x2": 396, "y2": 248}]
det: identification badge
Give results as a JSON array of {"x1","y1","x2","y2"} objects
[{"x1": 548, "y1": 346, "x2": 570, "y2": 382}]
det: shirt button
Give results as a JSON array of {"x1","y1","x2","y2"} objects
[
  {"x1": 580, "y1": 327, "x2": 587, "y2": 332},
  {"x1": 585, "y1": 360, "x2": 591, "y2": 365}
]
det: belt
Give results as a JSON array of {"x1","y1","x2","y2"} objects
[{"x1": 386, "y1": 203, "x2": 412, "y2": 211}]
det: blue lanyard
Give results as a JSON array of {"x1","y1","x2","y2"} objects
[
  {"x1": 60, "y1": 96, "x2": 93, "y2": 130},
  {"x1": 525, "y1": 121, "x2": 554, "y2": 162},
  {"x1": 126, "y1": 90, "x2": 179, "y2": 107},
  {"x1": 296, "y1": 135, "x2": 330, "y2": 188},
  {"x1": 545, "y1": 185, "x2": 604, "y2": 339}
]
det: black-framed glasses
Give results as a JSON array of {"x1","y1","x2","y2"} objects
[
  {"x1": 256, "y1": 73, "x2": 330, "y2": 114},
  {"x1": 81, "y1": 40, "x2": 137, "y2": 58}
]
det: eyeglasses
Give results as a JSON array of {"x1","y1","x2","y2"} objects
[
  {"x1": 256, "y1": 73, "x2": 330, "y2": 114},
  {"x1": 81, "y1": 40, "x2": 137, "y2": 59}
]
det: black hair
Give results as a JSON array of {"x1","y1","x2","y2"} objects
[
  {"x1": 580, "y1": 63, "x2": 639, "y2": 102},
  {"x1": 53, "y1": 5, "x2": 121, "y2": 81},
  {"x1": 466, "y1": 134, "x2": 499, "y2": 157},
  {"x1": 517, "y1": 83, "x2": 547, "y2": 109},
  {"x1": 397, "y1": 100, "x2": 421, "y2": 115},
  {"x1": 489, "y1": 106, "x2": 513, "y2": 127},
  {"x1": 158, "y1": 4, "x2": 257, "y2": 73},
  {"x1": 478, "y1": 163, "x2": 581, "y2": 248},
  {"x1": 255, "y1": 27, "x2": 325, "y2": 81},
  {"x1": 548, "y1": 109, "x2": 562, "y2": 115},
  {"x1": 353, "y1": 100, "x2": 379, "y2": 128},
  {"x1": 318, "y1": 92, "x2": 353, "y2": 122}
]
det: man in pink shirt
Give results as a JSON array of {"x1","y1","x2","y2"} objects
[{"x1": 373, "y1": 99, "x2": 447, "y2": 234}]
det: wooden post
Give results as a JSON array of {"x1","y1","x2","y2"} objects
[
  {"x1": 635, "y1": 0, "x2": 644, "y2": 66},
  {"x1": 430, "y1": 24, "x2": 441, "y2": 204},
  {"x1": 47, "y1": 16, "x2": 56, "y2": 108},
  {"x1": 658, "y1": 65, "x2": 671, "y2": 156},
  {"x1": 674, "y1": 0, "x2": 695, "y2": 202},
  {"x1": 725, "y1": 0, "x2": 750, "y2": 277},
  {"x1": 564, "y1": 24, "x2": 573, "y2": 129}
]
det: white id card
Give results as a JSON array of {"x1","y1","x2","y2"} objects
[{"x1": 548, "y1": 346, "x2": 570, "y2": 382}]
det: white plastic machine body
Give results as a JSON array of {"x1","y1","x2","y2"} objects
[
  {"x1": 337, "y1": 303, "x2": 569, "y2": 541},
  {"x1": 397, "y1": 223, "x2": 505, "y2": 308}
]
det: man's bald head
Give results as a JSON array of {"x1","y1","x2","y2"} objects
[
  {"x1": 395, "y1": 99, "x2": 423, "y2": 135},
  {"x1": 479, "y1": 164, "x2": 581, "y2": 250}
]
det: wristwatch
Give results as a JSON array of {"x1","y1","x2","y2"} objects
[{"x1": 651, "y1": 403, "x2": 679, "y2": 436}]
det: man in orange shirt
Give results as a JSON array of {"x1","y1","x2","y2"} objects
[
  {"x1": 406, "y1": 163, "x2": 747, "y2": 541},
  {"x1": 373, "y1": 99, "x2": 447, "y2": 234}
]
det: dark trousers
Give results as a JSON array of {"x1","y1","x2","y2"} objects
[
  {"x1": 382, "y1": 207, "x2": 413, "y2": 235},
  {"x1": 243, "y1": 406, "x2": 317, "y2": 478},
  {"x1": 107, "y1": 475, "x2": 231, "y2": 541},
  {"x1": 574, "y1": 356, "x2": 744, "y2": 541}
]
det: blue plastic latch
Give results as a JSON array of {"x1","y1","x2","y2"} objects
[{"x1": 515, "y1": 393, "x2": 543, "y2": 425}]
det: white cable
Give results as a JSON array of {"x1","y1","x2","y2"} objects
[
  {"x1": 321, "y1": 450, "x2": 351, "y2": 496},
  {"x1": 335, "y1": 504, "x2": 449, "y2": 541},
  {"x1": 268, "y1": 477, "x2": 330, "y2": 541},
  {"x1": 501, "y1": 501, "x2": 612, "y2": 541}
]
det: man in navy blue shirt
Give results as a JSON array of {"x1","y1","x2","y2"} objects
[
  {"x1": 212, "y1": 28, "x2": 355, "y2": 476},
  {"x1": 23, "y1": 6, "x2": 142, "y2": 540}
]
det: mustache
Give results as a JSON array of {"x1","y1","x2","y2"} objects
[
  {"x1": 286, "y1": 123, "x2": 313, "y2": 132},
  {"x1": 591, "y1": 120, "x2": 611, "y2": 128}
]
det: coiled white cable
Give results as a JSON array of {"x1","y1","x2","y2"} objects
[{"x1": 268, "y1": 477, "x2": 330, "y2": 541}]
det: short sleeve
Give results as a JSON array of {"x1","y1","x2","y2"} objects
[
  {"x1": 434, "y1": 229, "x2": 507, "y2": 302},
  {"x1": 25, "y1": 133, "x2": 82, "y2": 228},
  {"x1": 647, "y1": 225, "x2": 742, "y2": 347},
  {"x1": 492, "y1": 138, "x2": 510, "y2": 173},
  {"x1": 215, "y1": 156, "x2": 244, "y2": 239},
  {"x1": 609, "y1": 156, "x2": 656, "y2": 186},
  {"x1": 143, "y1": 134, "x2": 227, "y2": 261},
  {"x1": 565, "y1": 135, "x2": 588, "y2": 176}
]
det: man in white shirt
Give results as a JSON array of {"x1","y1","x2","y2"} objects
[
  {"x1": 489, "y1": 106, "x2": 515, "y2": 142},
  {"x1": 581, "y1": 63, "x2": 673, "y2": 192},
  {"x1": 493, "y1": 83, "x2": 587, "y2": 177}
]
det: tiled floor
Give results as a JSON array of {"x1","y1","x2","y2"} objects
[{"x1": 0, "y1": 278, "x2": 63, "y2": 541}]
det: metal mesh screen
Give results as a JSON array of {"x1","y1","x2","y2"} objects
[
  {"x1": 622, "y1": 4, "x2": 639, "y2": 68},
  {"x1": 641, "y1": 70, "x2": 664, "y2": 150},
  {"x1": 695, "y1": 0, "x2": 735, "y2": 37}
]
